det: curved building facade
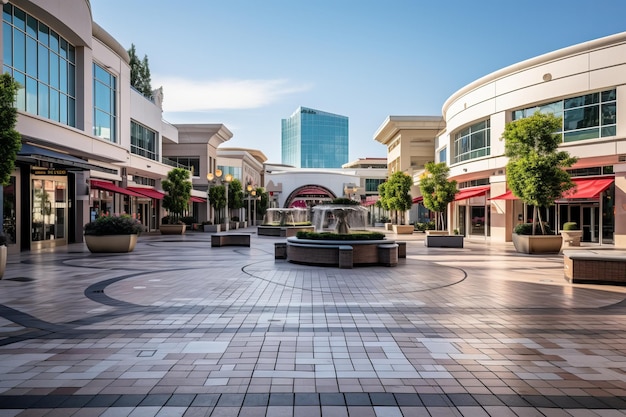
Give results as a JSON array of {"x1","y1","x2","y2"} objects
[{"x1": 437, "y1": 31, "x2": 626, "y2": 246}]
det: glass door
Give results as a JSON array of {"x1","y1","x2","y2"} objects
[{"x1": 31, "y1": 176, "x2": 67, "y2": 250}]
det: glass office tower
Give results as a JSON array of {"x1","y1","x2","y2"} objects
[{"x1": 281, "y1": 106, "x2": 349, "y2": 168}]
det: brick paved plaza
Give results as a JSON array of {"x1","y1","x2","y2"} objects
[{"x1": 1, "y1": 229, "x2": 625, "y2": 416}]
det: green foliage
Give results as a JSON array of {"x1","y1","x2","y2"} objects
[
  {"x1": 331, "y1": 197, "x2": 360, "y2": 205},
  {"x1": 161, "y1": 168, "x2": 192, "y2": 222},
  {"x1": 562, "y1": 222, "x2": 578, "y2": 231},
  {"x1": 415, "y1": 221, "x2": 435, "y2": 232},
  {"x1": 514, "y1": 223, "x2": 553, "y2": 235},
  {"x1": 296, "y1": 231, "x2": 385, "y2": 240},
  {"x1": 84, "y1": 215, "x2": 145, "y2": 236},
  {"x1": 419, "y1": 162, "x2": 458, "y2": 230},
  {"x1": 229, "y1": 178, "x2": 244, "y2": 210},
  {"x1": 0, "y1": 73, "x2": 21, "y2": 186},
  {"x1": 377, "y1": 171, "x2": 413, "y2": 224},
  {"x1": 128, "y1": 44, "x2": 152, "y2": 97},
  {"x1": 503, "y1": 112, "x2": 577, "y2": 234}
]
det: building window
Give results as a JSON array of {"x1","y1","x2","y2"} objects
[
  {"x1": 453, "y1": 120, "x2": 490, "y2": 163},
  {"x1": 131, "y1": 121, "x2": 158, "y2": 161},
  {"x1": 438, "y1": 147, "x2": 447, "y2": 164},
  {"x1": 217, "y1": 165, "x2": 241, "y2": 180},
  {"x1": 166, "y1": 157, "x2": 199, "y2": 176},
  {"x1": 365, "y1": 178, "x2": 385, "y2": 192},
  {"x1": 513, "y1": 89, "x2": 616, "y2": 143},
  {"x1": 3, "y1": 4, "x2": 76, "y2": 127},
  {"x1": 93, "y1": 63, "x2": 116, "y2": 142}
]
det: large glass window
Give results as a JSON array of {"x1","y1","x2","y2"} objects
[
  {"x1": 513, "y1": 89, "x2": 616, "y2": 143},
  {"x1": 131, "y1": 121, "x2": 158, "y2": 161},
  {"x1": 166, "y1": 157, "x2": 200, "y2": 176},
  {"x1": 2, "y1": 4, "x2": 76, "y2": 127},
  {"x1": 453, "y1": 120, "x2": 490, "y2": 163},
  {"x1": 365, "y1": 178, "x2": 385, "y2": 192},
  {"x1": 93, "y1": 63, "x2": 117, "y2": 142}
]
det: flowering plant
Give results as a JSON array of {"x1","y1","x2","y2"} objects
[{"x1": 84, "y1": 214, "x2": 146, "y2": 236}]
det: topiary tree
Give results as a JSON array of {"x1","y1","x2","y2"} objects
[
  {"x1": 0, "y1": 73, "x2": 21, "y2": 240},
  {"x1": 419, "y1": 161, "x2": 458, "y2": 231},
  {"x1": 161, "y1": 168, "x2": 192, "y2": 223},
  {"x1": 208, "y1": 185, "x2": 226, "y2": 224},
  {"x1": 503, "y1": 112, "x2": 577, "y2": 235},
  {"x1": 228, "y1": 178, "x2": 244, "y2": 215},
  {"x1": 377, "y1": 171, "x2": 413, "y2": 225}
]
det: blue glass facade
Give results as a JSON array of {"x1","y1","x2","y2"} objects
[{"x1": 281, "y1": 106, "x2": 349, "y2": 168}]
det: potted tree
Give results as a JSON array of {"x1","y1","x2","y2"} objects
[
  {"x1": 377, "y1": 171, "x2": 413, "y2": 234},
  {"x1": 0, "y1": 74, "x2": 21, "y2": 279},
  {"x1": 160, "y1": 167, "x2": 192, "y2": 234},
  {"x1": 504, "y1": 112, "x2": 577, "y2": 254},
  {"x1": 419, "y1": 161, "x2": 462, "y2": 247},
  {"x1": 84, "y1": 214, "x2": 146, "y2": 253}
]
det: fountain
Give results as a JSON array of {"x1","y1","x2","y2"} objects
[
  {"x1": 281, "y1": 203, "x2": 404, "y2": 268},
  {"x1": 257, "y1": 208, "x2": 313, "y2": 237}
]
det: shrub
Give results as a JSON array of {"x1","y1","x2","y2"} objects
[
  {"x1": 181, "y1": 216, "x2": 196, "y2": 226},
  {"x1": 161, "y1": 215, "x2": 183, "y2": 225},
  {"x1": 231, "y1": 216, "x2": 240, "y2": 222},
  {"x1": 514, "y1": 223, "x2": 554, "y2": 236},
  {"x1": 562, "y1": 222, "x2": 578, "y2": 231},
  {"x1": 415, "y1": 221, "x2": 435, "y2": 232},
  {"x1": 84, "y1": 215, "x2": 145, "y2": 236},
  {"x1": 296, "y1": 231, "x2": 385, "y2": 240},
  {"x1": 331, "y1": 197, "x2": 361, "y2": 206}
]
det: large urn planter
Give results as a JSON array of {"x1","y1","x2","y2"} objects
[
  {"x1": 85, "y1": 234, "x2": 138, "y2": 253},
  {"x1": 561, "y1": 230, "x2": 582, "y2": 247},
  {"x1": 0, "y1": 245, "x2": 6, "y2": 279},
  {"x1": 393, "y1": 225, "x2": 414, "y2": 234},
  {"x1": 512, "y1": 233, "x2": 562, "y2": 254},
  {"x1": 159, "y1": 224, "x2": 186, "y2": 235}
]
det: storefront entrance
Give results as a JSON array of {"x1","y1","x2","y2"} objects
[{"x1": 31, "y1": 174, "x2": 67, "y2": 250}]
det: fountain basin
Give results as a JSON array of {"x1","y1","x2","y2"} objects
[{"x1": 285, "y1": 237, "x2": 402, "y2": 268}]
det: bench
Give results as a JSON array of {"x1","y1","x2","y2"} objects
[
  {"x1": 377, "y1": 243, "x2": 398, "y2": 267},
  {"x1": 211, "y1": 233, "x2": 251, "y2": 247},
  {"x1": 563, "y1": 250, "x2": 626, "y2": 284}
]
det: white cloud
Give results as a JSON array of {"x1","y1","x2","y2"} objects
[{"x1": 151, "y1": 76, "x2": 311, "y2": 112}]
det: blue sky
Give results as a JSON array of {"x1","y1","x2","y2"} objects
[{"x1": 90, "y1": 0, "x2": 626, "y2": 163}]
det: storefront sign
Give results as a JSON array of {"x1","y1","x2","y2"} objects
[{"x1": 32, "y1": 168, "x2": 67, "y2": 176}]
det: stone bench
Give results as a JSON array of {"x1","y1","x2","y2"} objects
[
  {"x1": 377, "y1": 243, "x2": 398, "y2": 267},
  {"x1": 563, "y1": 250, "x2": 626, "y2": 284},
  {"x1": 211, "y1": 233, "x2": 251, "y2": 247}
]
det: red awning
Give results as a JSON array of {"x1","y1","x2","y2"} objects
[
  {"x1": 190, "y1": 196, "x2": 206, "y2": 203},
  {"x1": 363, "y1": 195, "x2": 380, "y2": 206},
  {"x1": 491, "y1": 178, "x2": 614, "y2": 201},
  {"x1": 561, "y1": 178, "x2": 614, "y2": 199},
  {"x1": 489, "y1": 190, "x2": 517, "y2": 200},
  {"x1": 91, "y1": 180, "x2": 145, "y2": 197},
  {"x1": 412, "y1": 196, "x2": 423, "y2": 204},
  {"x1": 127, "y1": 186, "x2": 166, "y2": 200},
  {"x1": 454, "y1": 186, "x2": 490, "y2": 201}
]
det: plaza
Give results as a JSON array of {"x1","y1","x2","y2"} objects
[{"x1": 1, "y1": 230, "x2": 626, "y2": 416}]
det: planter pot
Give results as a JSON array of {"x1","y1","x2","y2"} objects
[
  {"x1": 561, "y1": 230, "x2": 582, "y2": 247},
  {"x1": 85, "y1": 234, "x2": 138, "y2": 253},
  {"x1": 159, "y1": 224, "x2": 186, "y2": 235},
  {"x1": 393, "y1": 225, "x2": 414, "y2": 234},
  {"x1": 203, "y1": 224, "x2": 221, "y2": 233},
  {"x1": 512, "y1": 233, "x2": 562, "y2": 254},
  {"x1": 385, "y1": 223, "x2": 393, "y2": 231},
  {"x1": 0, "y1": 245, "x2": 6, "y2": 279},
  {"x1": 425, "y1": 235, "x2": 464, "y2": 248}
]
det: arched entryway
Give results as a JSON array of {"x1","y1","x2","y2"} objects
[{"x1": 285, "y1": 185, "x2": 335, "y2": 208}]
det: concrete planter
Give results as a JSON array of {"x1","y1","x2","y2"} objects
[
  {"x1": 393, "y1": 225, "x2": 414, "y2": 234},
  {"x1": 85, "y1": 234, "x2": 138, "y2": 253},
  {"x1": 203, "y1": 224, "x2": 221, "y2": 233},
  {"x1": 426, "y1": 230, "x2": 450, "y2": 236},
  {"x1": 0, "y1": 245, "x2": 6, "y2": 278},
  {"x1": 512, "y1": 233, "x2": 562, "y2": 254},
  {"x1": 159, "y1": 224, "x2": 186, "y2": 235}
]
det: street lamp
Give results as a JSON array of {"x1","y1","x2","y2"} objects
[
  {"x1": 207, "y1": 169, "x2": 233, "y2": 230},
  {"x1": 246, "y1": 184, "x2": 255, "y2": 226}
]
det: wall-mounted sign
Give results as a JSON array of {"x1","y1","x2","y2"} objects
[{"x1": 32, "y1": 168, "x2": 67, "y2": 176}]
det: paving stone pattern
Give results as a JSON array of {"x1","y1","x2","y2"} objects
[{"x1": 1, "y1": 230, "x2": 626, "y2": 416}]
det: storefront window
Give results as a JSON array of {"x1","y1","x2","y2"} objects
[{"x1": 31, "y1": 178, "x2": 65, "y2": 242}]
